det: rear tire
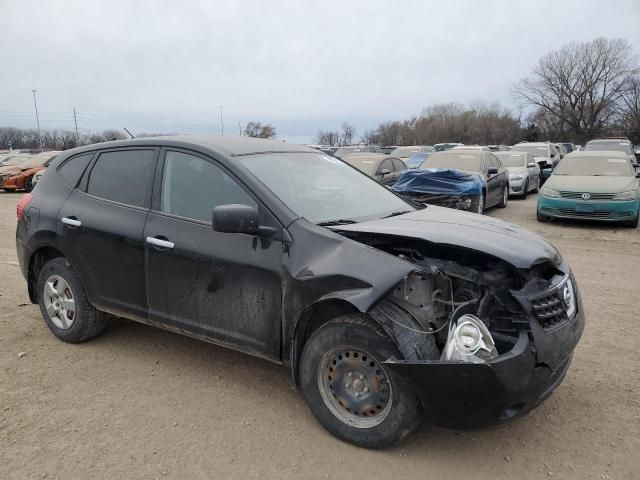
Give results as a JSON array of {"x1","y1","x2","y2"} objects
[
  {"x1": 37, "y1": 257, "x2": 107, "y2": 343},
  {"x1": 299, "y1": 315, "x2": 422, "y2": 449}
]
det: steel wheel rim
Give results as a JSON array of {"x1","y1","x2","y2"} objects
[
  {"x1": 504, "y1": 187, "x2": 508, "y2": 205},
  {"x1": 43, "y1": 275, "x2": 76, "y2": 330},
  {"x1": 477, "y1": 195, "x2": 484, "y2": 214},
  {"x1": 317, "y1": 346, "x2": 393, "y2": 428}
]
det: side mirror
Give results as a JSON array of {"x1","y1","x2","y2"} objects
[
  {"x1": 212, "y1": 204, "x2": 258, "y2": 235},
  {"x1": 550, "y1": 153, "x2": 556, "y2": 158},
  {"x1": 487, "y1": 167, "x2": 499, "y2": 175},
  {"x1": 527, "y1": 162, "x2": 537, "y2": 168},
  {"x1": 379, "y1": 168, "x2": 390, "y2": 176}
]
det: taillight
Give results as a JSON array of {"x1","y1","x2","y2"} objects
[{"x1": 16, "y1": 193, "x2": 33, "y2": 220}]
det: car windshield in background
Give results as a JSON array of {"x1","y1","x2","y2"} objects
[
  {"x1": 334, "y1": 147, "x2": 361, "y2": 157},
  {"x1": 554, "y1": 155, "x2": 633, "y2": 177},
  {"x1": 344, "y1": 156, "x2": 379, "y2": 175},
  {"x1": 422, "y1": 153, "x2": 481, "y2": 172},
  {"x1": 496, "y1": 153, "x2": 526, "y2": 167},
  {"x1": 513, "y1": 145, "x2": 548, "y2": 156},
  {"x1": 584, "y1": 142, "x2": 632, "y2": 155},
  {"x1": 238, "y1": 152, "x2": 412, "y2": 223},
  {"x1": 391, "y1": 147, "x2": 420, "y2": 157},
  {"x1": 406, "y1": 153, "x2": 429, "y2": 168}
]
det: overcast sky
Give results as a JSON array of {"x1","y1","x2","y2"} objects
[{"x1": 1, "y1": 0, "x2": 639, "y2": 143}]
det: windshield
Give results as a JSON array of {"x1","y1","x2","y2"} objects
[
  {"x1": 511, "y1": 145, "x2": 549, "y2": 157},
  {"x1": 334, "y1": 147, "x2": 361, "y2": 157},
  {"x1": 1, "y1": 156, "x2": 30, "y2": 166},
  {"x1": 584, "y1": 141, "x2": 632, "y2": 155},
  {"x1": 342, "y1": 156, "x2": 380, "y2": 175},
  {"x1": 554, "y1": 155, "x2": 633, "y2": 177},
  {"x1": 406, "y1": 153, "x2": 429, "y2": 168},
  {"x1": 390, "y1": 147, "x2": 420, "y2": 158},
  {"x1": 421, "y1": 153, "x2": 482, "y2": 172},
  {"x1": 237, "y1": 153, "x2": 412, "y2": 223},
  {"x1": 496, "y1": 153, "x2": 526, "y2": 167}
]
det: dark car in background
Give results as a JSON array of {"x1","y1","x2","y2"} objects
[
  {"x1": 16, "y1": 136, "x2": 583, "y2": 448},
  {"x1": 395, "y1": 150, "x2": 509, "y2": 213},
  {"x1": 342, "y1": 152, "x2": 406, "y2": 186}
]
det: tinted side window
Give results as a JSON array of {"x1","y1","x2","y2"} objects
[
  {"x1": 58, "y1": 153, "x2": 93, "y2": 187},
  {"x1": 160, "y1": 151, "x2": 257, "y2": 222},
  {"x1": 393, "y1": 158, "x2": 406, "y2": 171},
  {"x1": 86, "y1": 150, "x2": 155, "y2": 207}
]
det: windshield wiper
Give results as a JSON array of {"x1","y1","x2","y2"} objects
[
  {"x1": 316, "y1": 219, "x2": 358, "y2": 227},
  {"x1": 383, "y1": 210, "x2": 411, "y2": 218}
]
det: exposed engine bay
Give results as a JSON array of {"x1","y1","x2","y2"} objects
[{"x1": 339, "y1": 232, "x2": 566, "y2": 363}]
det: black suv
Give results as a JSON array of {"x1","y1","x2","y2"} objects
[{"x1": 16, "y1": 136, "x2": 584, "y2": 448}]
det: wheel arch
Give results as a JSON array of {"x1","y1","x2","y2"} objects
[
  {"x1": 289, "y1": 298, "x2": 363, "y2": 385},
  {"x1": 27, "y1": 245, "x2": 65, "y2": 303}
]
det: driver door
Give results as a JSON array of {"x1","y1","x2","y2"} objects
[{"x1": 143, "y1": 149, "x2": 284, "y2": 360}]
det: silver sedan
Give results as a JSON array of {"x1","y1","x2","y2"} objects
[{"x1": 494, "y1": 151, "x2": 540, "y2": 198}]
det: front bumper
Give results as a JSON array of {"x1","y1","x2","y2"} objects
[
  {"x1": 509, "y1": 179, "x2": 526, "y2": 195},
  {"x1": 385, "y1": 277, "x2": 585, "y2": 430},
  {"x1": 398, "y1": 192, "x2": 476, "y2": 210},
  {"x1": 538, "y1": 196, "x2": 640, "y2": 222}
]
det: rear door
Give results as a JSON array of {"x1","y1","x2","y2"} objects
[
  {"x1": 377, "y1": 158, "x2": 396, "y2": 186},
  {"x1": 57, "y1": 147, "x2": 157, "y2": 321},
  {"x1": 143, "y1": 149, "x2": 284, "y2": 360}
]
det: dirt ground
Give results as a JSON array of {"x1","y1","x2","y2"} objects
[{"x1": 0, "y1": 191, "x2": 638, "y2": 480}]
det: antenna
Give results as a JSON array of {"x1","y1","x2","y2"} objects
[{"x1": 123, "y1": 127, "x2": 135, "y2": 139}]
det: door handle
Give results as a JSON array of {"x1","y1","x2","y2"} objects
[
  {"x1": 146, "y1": 236, "x2": 174, "y2": 249},
  {"x1": 61, "y1": 217, "x2": 82, "y2": 227}
]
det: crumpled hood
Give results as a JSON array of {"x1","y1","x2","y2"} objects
[
  {"x1": 393, "y1": 168, "x2": 484, "y2": 196},
  {"x1": 334, "y1": 206, "x2": 561, "y2": 269},
  {"x1": 545, "y1": 175, "x2": 637, "y2": 194}
]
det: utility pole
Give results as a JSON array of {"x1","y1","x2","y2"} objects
[
  {"x1": 239, "y1": 123, "x2": 242, "y2": 136},
  {"x1": 73, "y1": 107, "x2": 79, "y2": 146},
  {"x1": 219, "y1": 105, "x2": 224, "y2": 136},
  {"x1": 31, "y1": 89, "x2": 43, "y2": 151}
]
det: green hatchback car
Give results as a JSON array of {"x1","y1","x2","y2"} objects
[{"x1": 537, "y1": 151, "x2": 640, "y2": 227}]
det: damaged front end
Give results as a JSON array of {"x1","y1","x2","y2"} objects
[{"x1": 344, "y1": 232, "x2": 585, "y2": 429}]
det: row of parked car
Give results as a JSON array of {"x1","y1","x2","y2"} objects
[
  {"x1": 0, "y1": 149, "x2": 61, "y2": 192},
  {"x1": 308, "y1": 137, "x2": 640, "y2": 227}
]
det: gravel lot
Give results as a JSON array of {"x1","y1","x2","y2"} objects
[{"x1": 1, "y1": 191, "x2": 638, "y2": 480}]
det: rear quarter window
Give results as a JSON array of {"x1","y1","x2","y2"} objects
[
  {"x1": 58, "y1": 153, "x2": 93, "y2": 187},
  {"x1": 86, "y1": 149, "x2": 155, "y2": 207}
]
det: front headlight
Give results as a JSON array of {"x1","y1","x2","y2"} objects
[
  {"x1": 612, "y1": 190, "x2": 636, "y2": 201},
  {"x1": 509, "y1": 174, "x2": 524, "y2": 181},
  {"x1": 542, "y1": 187, "x2": 561, "y2": 198},
  {"x1": 563, "y1": 278, "x2": 577, "y2": 319}
]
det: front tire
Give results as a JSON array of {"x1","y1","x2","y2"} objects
[
  {"x1": 37, "y1": 257, "x2": 107, "y2": 343},
  {"x1": 24, "y1": 176, "x2": 34, "y2": 192},
  {"x1": 299, "y1": 316, "x2": 422, "y2": 448},
  {"x1": 470, "y1": 192, "x2": 485, "y2": 214},
  {"x1": 521, "y1": 180, "x2": 529, "y2": 199},
  {"x1": 622, "y1": 211, "x2": 639, "y2": 228},
  {"x1": 497, "y1": 184, "x2": 509, "y2": 208},
  {"x1": 537, "y1": 210, "x2": 550, "y2": 222}
]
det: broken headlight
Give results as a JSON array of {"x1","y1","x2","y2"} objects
[{"x1": 441, "y1": 314, "x2": 498, "y2": 363}]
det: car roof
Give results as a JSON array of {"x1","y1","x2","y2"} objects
[
  {"x1": 586, "y1": 138, "x2": 632, "y2": 144},
  {"x1": 429, "y1": 150, "x2": 483, "y2": 159},
  {"x1": 63, "y1": 135, "x2": 316, "y2": 158},
  {"x1": 514, "y1": 142, "x2": 549, "y2": 147},
  {"x1": 565, "y1": 150, "x2": 628, "y2": 158}
]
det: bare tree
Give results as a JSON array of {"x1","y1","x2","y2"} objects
[
  {"x1": 512, "y1": 38, "x2": 638, "y2": 143},
  {"x1": 340, "y1": 122, "x2": 356, "y2": 145},
  {"x1": 315, "y1": 130, "x2": 341, "y2": 146},
  {"x1": 615, "y1": 74, "x2": 640, "y2": 143},
  {"x1": 244, "y1": 122, "x2": 276, "y2": 138}
]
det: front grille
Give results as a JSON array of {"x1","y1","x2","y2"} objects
[
  {"x1": 559, "y1": 191, "x2": 615, "y2": 200},
  {"x1": 529, "y1": 280, "x2": 571, "y2": 331},
  {"x1": 558, "y1": 208, "x2": 611, "y2": 219}
]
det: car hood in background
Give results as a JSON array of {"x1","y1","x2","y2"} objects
[
  {"x1": 506, "y1": 166, "x2": 529, "y2": 176},
  {"x1": 546, "y1": 175, "x2": 637, "y2": 193},
  {"x1": 334, "y1": 206, "x2": 560, "y2": 269},
  {"x1": 392, "y1": 168, "x2": 484, "y2": 196}
]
